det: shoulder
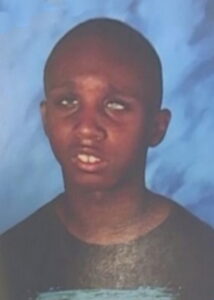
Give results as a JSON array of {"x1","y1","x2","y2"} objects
[
  {"x1": 155, "y1": 197, "x2": 214, "y2": 252},
  {"x1": 152, "y1": 194, "x2": 214, "y2": 241},
  {"x1": 148, "y1": 195, "x2": 214, "y2": 271},
  {"x1": 168, "y1": 201, "x2": 214, "y2": 244},
  {"x1": 143, "y1": 196, "x2": 214, "y2": 297},
  {"x1": 171, "y1": 204, "x2": 214, "y2": 298},
  {"x1": 160, "y1": 199, "x2": 214, "y2": 273},
  {"x1": 0, "y1": 198, "x2": 60, "y2": 299},
  {"x1": 0, "y1": 198, "x2": 59, "y2": 258}
]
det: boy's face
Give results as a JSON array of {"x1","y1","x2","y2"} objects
[{"x1": 42, "y1": 36, "x2": 170, "y2": 190}]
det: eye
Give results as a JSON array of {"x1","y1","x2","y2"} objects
[
  {"x1": 106, "y1": 99, "x2": 127, "y2": 111},
  {"x1": 58, "y1": 98, "x2": 79, "y2": 109}
]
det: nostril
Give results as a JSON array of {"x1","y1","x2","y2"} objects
[{"x1": 75, "y1": 121, "x2": 106, "y2": 142}]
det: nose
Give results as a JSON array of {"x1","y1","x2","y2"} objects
[{"x1": 74, "y1": 109, "x2": 107, "y2": 144}]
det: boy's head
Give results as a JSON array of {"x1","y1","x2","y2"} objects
[
  {"x1": 41, "y1": 18, "x2": 170, "y2": 190},
  {"x1": 44, "y1": 18, "x2": 163, "y2": 109}
]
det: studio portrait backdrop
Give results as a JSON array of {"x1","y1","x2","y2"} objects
[{"x1": 0, "y1": 0, "x2": 213, "y2": 233}]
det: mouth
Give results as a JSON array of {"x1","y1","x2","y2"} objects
[
  {"x1": 71, "y1": 151, "x2": 107, "y2": 173},
  {"x1": 77, "y1": 153, "x2": 101, "y2": 164}
]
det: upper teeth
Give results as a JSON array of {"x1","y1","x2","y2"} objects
[{"x1": 77, "y1": 154, "x2": 101, "y2": 163}]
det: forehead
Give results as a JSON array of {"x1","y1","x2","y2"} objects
[{"x1": 45, "y1": 35, "x2": 158, "y2": 101}]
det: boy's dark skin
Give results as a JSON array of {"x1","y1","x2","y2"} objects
[{"x1": 1, "y1": 19, "x2": 214, "y2": 300}]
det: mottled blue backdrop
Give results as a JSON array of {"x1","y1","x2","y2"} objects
[{"x1": 0, "y1": 0, "x2": 213, "y2": 233}]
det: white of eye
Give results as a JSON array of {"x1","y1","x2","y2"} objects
[
  {"x1": 60, "y1": 99, "x2": 79, "y2": 107},
  {"x1": 106, "y1": 101, "x2": 126, "y2": 111}
]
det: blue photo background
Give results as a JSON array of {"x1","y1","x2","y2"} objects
[{"x1": 0, "y1": 0, "x2": 213, "y2": 233}]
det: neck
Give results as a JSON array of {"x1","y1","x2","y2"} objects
[{"x1": 55, "y1": 177, "x2": 171, "y2": 245}]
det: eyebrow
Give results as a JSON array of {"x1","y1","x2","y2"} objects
[
  {"x1": 47, "y1": 81, "x2": 75, "y2": 93},
  {"x1": 110, "y1": 85, "x2": 142, "y2": 102}
]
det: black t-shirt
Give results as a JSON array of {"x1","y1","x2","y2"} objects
[{"x1": 0, "y1": 197, "x2": 214, "y2": 300}]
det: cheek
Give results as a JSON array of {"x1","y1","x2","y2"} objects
[
  {"x1": 113, "y1": 121, "x2": 149, "y2": 151},
  {"x1": 46, "y1": 116, "x2": 72, "y2": 154},
  {"x1": 108, "y1": 129, "x2": 148, "y2": 171}
]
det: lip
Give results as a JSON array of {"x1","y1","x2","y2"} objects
[{"x1": 71, "y1": 147, "x2": 108, "y2": 173}]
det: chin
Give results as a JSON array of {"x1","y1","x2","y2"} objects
[
  {"x1": 67, "y1": 172, "x2": 117, "y2": 191},
  {"x1": 63, "y1": 164, "x2": 139, "y2": 192}
]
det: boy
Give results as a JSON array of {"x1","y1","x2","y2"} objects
[{"x1": 1, "y1": 18, "x2": 214, "y2": 300}]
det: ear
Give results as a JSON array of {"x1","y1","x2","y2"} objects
[
  {"x1": 149, "y1": 109, "x2": 171, "y2": 147},
  {"x1": 40, "y1": 100, "x2": 48, "y2": 135}
]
